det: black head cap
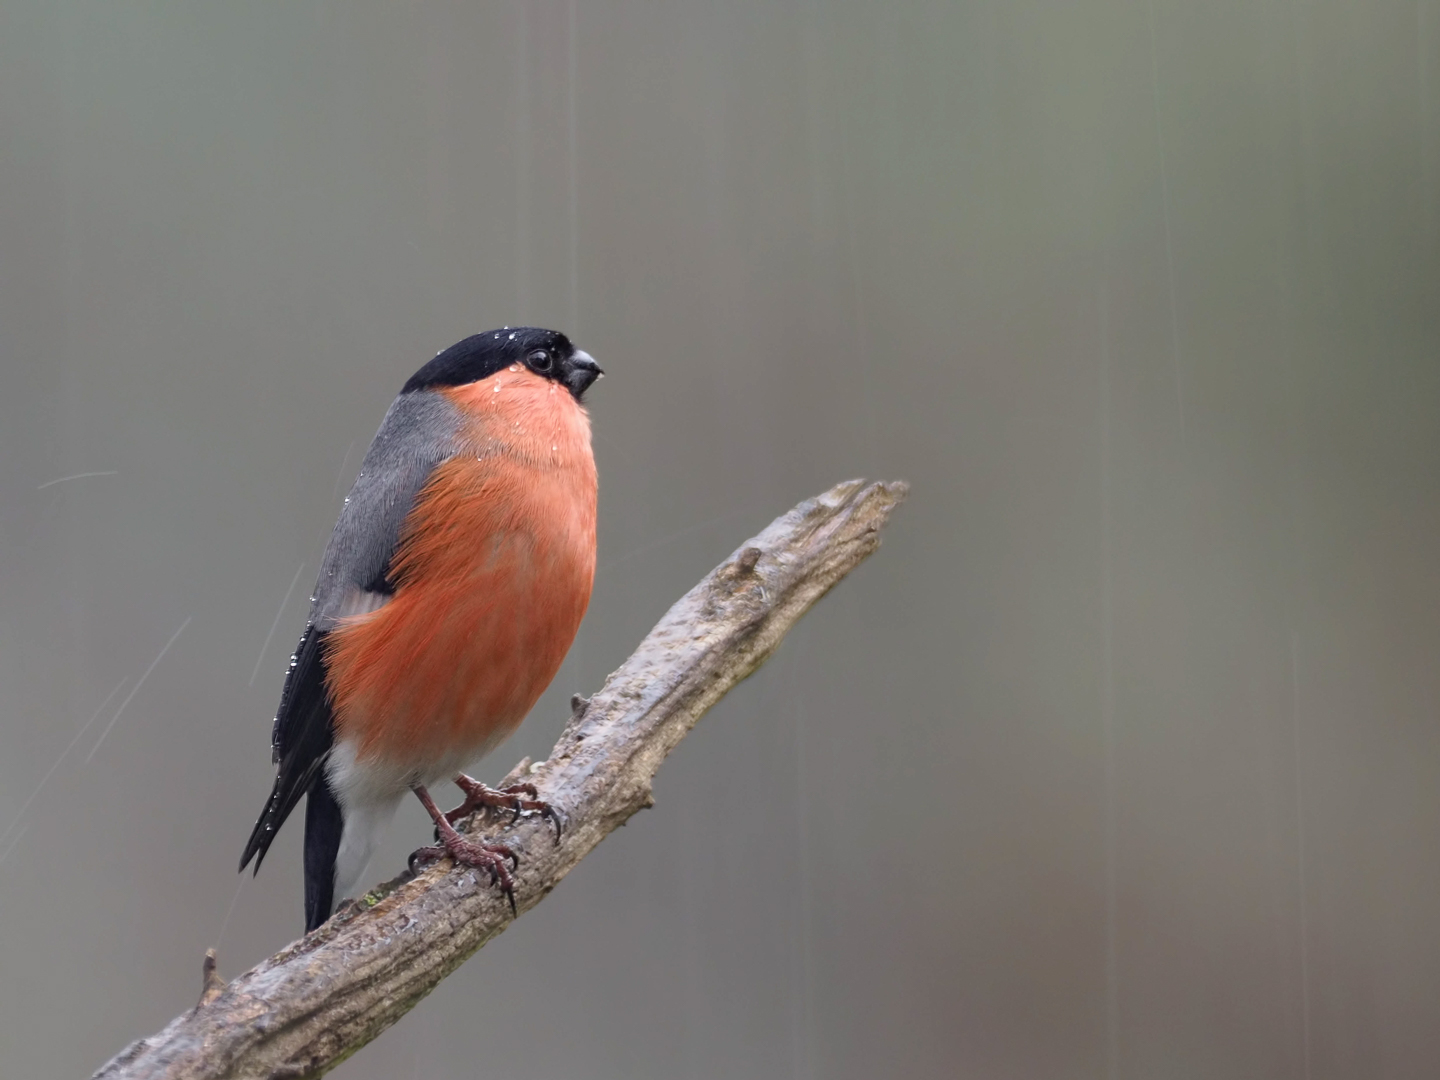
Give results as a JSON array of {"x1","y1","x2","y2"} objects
[{"x1": 402, "y1": 327, "x2": 603, "y2": 401}]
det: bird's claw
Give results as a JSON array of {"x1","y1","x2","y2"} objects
[
  {"x1": 408, "y1": 844, "x2": 443, "y2": 876},
  {"x1": 408, "y1": 833, "x2": 520, "y2": 915},
  {"x1": 495, "y1": 782, "x2": 563, "y2": 843},
  {"x1": 538, "y1": 802, "x2": 563, "y2": 844},
  {"x1": 446, "y1": 775, "x2": 563, "y2": 843}
]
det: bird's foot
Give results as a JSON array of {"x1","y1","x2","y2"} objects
[
  {"x1": 410, "y1": 784, "x2": 524, "y2": 914},
  {"x1": 408, "y1": 831, "x2": 521, "y2": 915},
  {"x1": 445, "y1": 773, "x2": 562, "y2": 841}
]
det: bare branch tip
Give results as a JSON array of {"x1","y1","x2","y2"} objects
[{"x1": 197, "y1": 949, "x2": 225, "y2": 1010}]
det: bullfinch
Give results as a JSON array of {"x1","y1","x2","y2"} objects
[{"x1": 239, "y1": 328, "x2": 602, "y2": 932}]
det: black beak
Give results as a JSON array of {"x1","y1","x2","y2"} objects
[{"x1": 565, "y1": 349, "x2": 603, "y2": 399}]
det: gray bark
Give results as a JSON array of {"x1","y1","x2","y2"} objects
[{"x1": 93, "y1": 478, "x2": 908, "y2": 1080}]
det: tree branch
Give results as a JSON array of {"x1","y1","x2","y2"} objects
[{"x1": 93, "y1": 478, "x2": 908, "y2": 1080}]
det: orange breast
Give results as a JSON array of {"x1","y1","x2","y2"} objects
[{"x1": 324, "y1": 368, "x2": 597, "y2": 773}]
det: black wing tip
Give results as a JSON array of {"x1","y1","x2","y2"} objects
[
  {"x1": 239, "y1": 775, "x2": 298, "y2": 877},
  {"x1": 239, "y1": 824, "x2": 271, "y2": 875},
  {"x1": 244, "y1": 623, "x2": 337, "y2": 884},
  {"x1": 239, "y1": 809, "x2": 275, "y2": 875}
]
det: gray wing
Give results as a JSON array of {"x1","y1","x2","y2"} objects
[
  {"x1": 312, "y1": 388, "x2": 464, "y2": 626},
  {"x1": 239, "y1": 388, "x2": 462, "y2": 876}
]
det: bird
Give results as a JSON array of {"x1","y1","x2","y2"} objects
[{"x1": 239, "y1": 327, "x2": 602, "y2": 932}]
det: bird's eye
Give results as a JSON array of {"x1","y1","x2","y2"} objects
[{"x1": 526, "y1": 349, "x2": 553, "y2": 373}]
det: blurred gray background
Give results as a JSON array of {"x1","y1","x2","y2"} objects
[{"x1": 1, "y1": 1, "x2": 1438, "y2": 1077}]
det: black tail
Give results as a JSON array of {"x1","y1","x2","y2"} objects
[{"x1": 302, "y1": 775, "x2": 344, "y2": 932}]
